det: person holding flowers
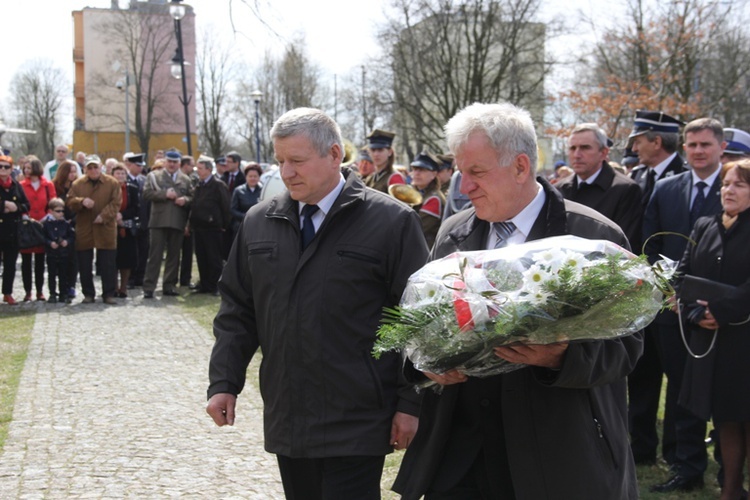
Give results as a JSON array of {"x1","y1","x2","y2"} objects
[{"x1": 392, "y1": 102, "x2": 642, "y2": 499}]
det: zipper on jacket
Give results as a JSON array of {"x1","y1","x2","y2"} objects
[
  {"x1": 337, "y1": 250, "x2": 381, "y2": 265},
  {"x1": 593, "y1": 416, "x2": 618, "y2": 469}
]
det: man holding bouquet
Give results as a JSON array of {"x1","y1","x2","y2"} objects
[{"x1": 393, "y1": 102, "x2": 642, "y2": 499}]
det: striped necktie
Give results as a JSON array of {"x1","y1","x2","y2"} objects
[{"x1": 493, "y1": 221, "x2": 516, "y2": 249}]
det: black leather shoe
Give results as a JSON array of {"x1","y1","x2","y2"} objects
[
  {"x1": 650, "y1": 474, "x2": 704, "y2": 493},
  {"x1": 143, "y1": 291, "x2": 154, "y2": 299},
  {"x1": 163, "y1": 289, "x2": 179, "y2": 296},
  {"x1": 188, "y1": 282, "x2": 201, "y2": 290}
]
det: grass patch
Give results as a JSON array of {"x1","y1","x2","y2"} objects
[
  {"x1": 0, "y1": 308, "x2": 35, "y2": 452},
  {"x1": 178, "y1": 292, "x2": 727, "y2": 498}
]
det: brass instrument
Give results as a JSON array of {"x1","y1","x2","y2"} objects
[
  {"x1": 341, "y1": 139, "x2": 358, "y2": 168},
  {"x1": 388, "y1": 184, "x2": 423, "y2": 207}
]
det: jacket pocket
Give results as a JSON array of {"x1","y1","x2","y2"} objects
[
  {"x1": 337, "y1": 249, "x2": 382, "y2": 265},
  {"x1": 246, "y1": 241, "x2": 277, "y2": 268},
  {"x1": 588, "y1": 393, "x2": 618, "y2": 470}
]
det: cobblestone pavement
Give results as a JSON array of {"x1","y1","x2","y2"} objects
[{"x1": 0, "y1": 293, "x2": 285, "y2": 499}]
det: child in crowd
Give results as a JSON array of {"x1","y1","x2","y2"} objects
[{"x1": 43, "y1": 198, "x2": 75, "y2": 304}]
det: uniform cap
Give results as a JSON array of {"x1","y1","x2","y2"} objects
[
  {"x1": 410, "y1": 151, "x2": 441, "y2": 172},
  {"x1": 628, "y1": 110, "x2": 684, "y2": 140},
  {"x1": 366, "y1": 129, "x2": 396, "y2": 149},
  {"x1": 723, "y1": 128, "x2": 750, "y2": 156}
]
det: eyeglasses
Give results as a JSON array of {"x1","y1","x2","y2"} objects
[
  {"x1": 86, "y1": 165, "x2": 100, "y2": 170},
  {"x1": 0, "y1": 164, "x2": 11, "y2": 170}
]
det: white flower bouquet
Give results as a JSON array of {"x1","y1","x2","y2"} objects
[{"x1": 373, "y1": 235, "x2": 673, "y2": 378}]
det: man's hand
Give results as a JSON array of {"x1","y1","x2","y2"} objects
[
  {"x1": 60, "y1": 240, "x2": 68, "y2": 248},
  {"x1": 390, "y1": 411, "x2": 419, "y2": 451},
  {"x1": 166, "y1": 188, "x2": 177, "y2": 200},
  {"x1": 50, "y1": 241, "x2": 59, "y2": 249},
  {"x1": 174, "y1": 196, "x2": 186, "y2": 207},
  {"x1": 422, "y1": 369, "x2": 468, "y2": 386},
  {"x1": 82, "y1": 197, "x2": 95, "y2": 209},
  {"x1": 494, "y1": 342, "x2": 568, "y2": 369},
  {"x1": 206, "y1": 393, "x2": 237, "y2": 426},
  {"x1": 93, "y1": 215, "x2": 103, "y2": 224},
  {"x1": 4, "y1": 200, "x2": 18, "y2": 212}
]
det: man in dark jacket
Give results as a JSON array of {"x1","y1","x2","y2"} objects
[
  {"x1": 625, "y1": 110, "x2": 686, "y2": 467},
  {"x1": 392, "y1": 102, "x2": 641, "y2": 500},
  {"x1": 189, "y1": 156, "x2": 229, "y2": 295},
  {"x1": 555, "y1": 123, "x2": 643, "y2": 249},
  {"x1": 206, "y1": 108, "x2": 428, "y2": 499}
]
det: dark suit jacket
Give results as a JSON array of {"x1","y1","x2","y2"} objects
[
  {"x1": 556, "y1": 161, "x2": 643, "y2": 249},
  {"x1": 642, "y1": 169, "x2": 723, "y2": 325},
  {"x1": 221, "y1": 170, "x2": 245, "y2": 193},
  {"x1": 630, "y1": 153, "x2": 686, "y2": 209}
]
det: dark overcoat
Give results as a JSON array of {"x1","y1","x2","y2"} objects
[
  {"x1": 676, "y1": 209, "x2": 750, "y2": 421},
  {"x1": 208, "y1": 170, "x2": 428, "y2": 458},
  {"x1": 393, "y1": 178, "x2": 642, "y2": 500},
  {"x1": 556, "y1": 161, "x2": 643, "y2": 249}
]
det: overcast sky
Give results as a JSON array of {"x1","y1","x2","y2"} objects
[{"x1": 1, "y1": 0, "x2": 611, "y2": 138}]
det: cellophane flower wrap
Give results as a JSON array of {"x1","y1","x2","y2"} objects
[{"x1": 374, "y1": 235, "x2": 672, "y2": 379}]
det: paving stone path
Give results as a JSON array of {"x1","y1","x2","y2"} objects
[{"x1": 0, "y1": 296, "x2": 285, "y2": 499}]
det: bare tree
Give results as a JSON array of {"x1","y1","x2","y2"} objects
[
  {"x1": 381, "y1": 0, "x2": 553, "y2": 156},
  {"x1": 196, "y1": 27, "x2": 235, "y2": 158},
  {"x1": 335, "y1": 64, "x2": 394, "y2": 146},
  {"x1": 8, "y1": 59, "x2": 68, "y2": 160},
  {"x1": 553, "y1": 0, "x2": 750, "y2": 145},
  {"x1": 88, "y1": 4, "x2": 188, "y2": 155},
  {"x1": 233, "y1": 37, "x2": 328, "y2": 162}
]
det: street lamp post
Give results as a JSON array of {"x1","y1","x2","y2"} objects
[
  {"x1": 169, "y1": 0, "x2": 192, "y2": 156},
  {"x1": 113, "y1": 61, "x2": 130, "y2": 153},
  {"x1": 251, "y1": 90, "x2": 263, "y2": 164},
  {"x1": 123, "y1": 72, "x2": 130, "y2": 153}
]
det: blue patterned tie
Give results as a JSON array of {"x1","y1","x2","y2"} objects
[
  {"x1": 689, "y1": 181, "x2": 707, "y2": 227},
  {"x1": 493, "y1": 221, "x2": 516, "y2": 249},
  {"x1": 300, "y1": 204, "x2": 320, "y2": 251}
]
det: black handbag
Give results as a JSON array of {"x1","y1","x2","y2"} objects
[
  {"x1": 677, "y1": 275, "x2": 737, "y2": 359},
  {"x1": 678, "y1": 274, "x2": 737, "y2": 304},
  {"x1": 17, "y1": 218, "x2": 46, "y2": 249}
]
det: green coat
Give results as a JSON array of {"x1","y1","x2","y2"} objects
[{"x1": 143, "y1": 169, "x2": 193, "y2": 231}]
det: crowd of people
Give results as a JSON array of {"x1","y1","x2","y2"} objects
[
  {"x1": 2, "y1": 102, "x2": 750, "y2": 499},
  {"x1": 0, "y1": 146, "x2": 264, "y2": 305}
]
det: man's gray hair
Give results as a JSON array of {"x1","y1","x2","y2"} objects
[
  {"x1": 445, "y1": 102, "x2": 538, "y2": 173},
  {"x1": 643, "y1": 130, "x2": 679, "y2": 154},
  {"x1": 270, "y1": 108, "x2": 343, "y2": 158},
  {"x1": 571, "y1": 123, "x2": 609, "y2": 150}
]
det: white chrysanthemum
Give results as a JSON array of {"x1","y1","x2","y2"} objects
[
  {"x1": 531, "y1": 248, "x2": 567, "y2": 272},
  {"x1": 561, "y1": 250, "x2": 588, "y2": 275},
  {"x1": 527, "y1": 289, "x2": 553, "y2": 305},
  {"x1": 522, "y1": 264, "x2": 554, "y2": 291}
]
